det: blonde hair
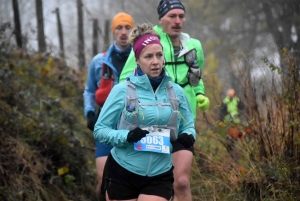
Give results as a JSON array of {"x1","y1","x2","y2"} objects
[{"x1": 129, "y1": 23, "x2": 160, "y2": 45}]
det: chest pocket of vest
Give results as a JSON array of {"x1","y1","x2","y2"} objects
[
  {"x1": 185, "y1": 49, "x2": 201, "y2": 87},
  {"x1": 117, "y1": 108, "x2": 138, "y2": 131},
  {"x1": 117, "y1": 83, "x2": 139, "y2": 130},
  {"x1": 166, "y1": 87, "x2": 180, "y2": 141}
]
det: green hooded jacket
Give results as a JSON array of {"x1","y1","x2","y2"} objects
[
  {"x1": 120, "y1": 25, "x2": 205, "y2": 119},
  {"x1": 221, "y1": 96, "x2": 243, "y2": 124}
]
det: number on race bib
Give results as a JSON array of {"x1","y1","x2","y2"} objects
[
  {"x1": 147, "y1": 136, "x2": 152, "y2": 144},
  {"x1": 140, "y1": 136, "x2": 164, "y2": 145},
  {"x1": 159, "y1": 136, "x2": 163, "y2": 145},
  {"x1": 153, "y1": 136, "x2": 158, "y2": 144},
  {"x1": 134, "y1": 129, "x2": 171, "y2": 154}
]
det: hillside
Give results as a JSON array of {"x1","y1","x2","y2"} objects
[{"x1": 0, "y1": 47, "x2": 98, "y2": 200}]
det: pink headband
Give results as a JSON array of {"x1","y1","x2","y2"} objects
[{"x1": 133, "y1": 34, "x2": 162, "y2": 59}]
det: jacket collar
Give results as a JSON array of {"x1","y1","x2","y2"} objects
[
  {"x1": 154, "y1": 25, "x2": 191, "y2": 57},
  {"x1": 127, "y1": 71, "x2": 172, "y2": 90},
  {"x1": 102, "y1": 45, "x2": 114, "y2": 65}
]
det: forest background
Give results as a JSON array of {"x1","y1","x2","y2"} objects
[{"x1": 0, "y1": 0, "x2": 299, "y2": 200}]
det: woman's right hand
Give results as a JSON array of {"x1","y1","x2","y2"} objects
[{"x1": 127, "y1": 127, "x2": 149, "y2": 143}]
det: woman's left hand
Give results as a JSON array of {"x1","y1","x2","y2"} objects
[{"x1": 177, "y1": 133, "x2": 195, "y2": 148}]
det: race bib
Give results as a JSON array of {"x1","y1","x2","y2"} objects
[{"x1": 134, "y1": 128, "x2": 170, "y2": 154}]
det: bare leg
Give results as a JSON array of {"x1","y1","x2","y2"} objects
[
  {"x1": 138, "y1": 194, "x2": 168, "y2": 201},
  {"x1": 96, "y1": 156, "x2": 108, "y2": 201},
  {"x1": 172, "y1": 150, "x2": 193, "y2": 201},
  {"x1": 106, "y1": 191, "x2": 137, "y2": 201}
]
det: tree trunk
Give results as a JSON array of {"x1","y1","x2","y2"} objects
[
  {"x1": 92, "y1": 19, "x2": 98, "y2": 56},
  {"x1": 55, "y1": 8, "x2": 65, "y2": 58},
  {"x1": 121, "y1": 0, "x2": 125, "y2": 11},
  {"x1": 77, "y1": 0, "x2": 85, "y2": 70},
  {"x1": 103, "y1": 19, "x2": 110, "y2": 52},
  {"x1": 35, "y1": 0, "x2": 46, "y2": 53},
  {"x1": 261, "y1": 1, "x2": 300, "y2": 86},
  {"x1": 12, "y1": 0, "x2": 22, "y2": 48}
]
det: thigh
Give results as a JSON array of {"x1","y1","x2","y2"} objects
[
  {"x1": 138, "y1": 194, "x2": 168, "y2": 201},
  {"x1": 96, "y1": 156, "x2": 107, "y2": 179},
  {"x1": 106, "y1": 191, "x2": 137, "y2": 201},
  {"x1": 172, "y1": 150, "x2": 193, "y2": 179}
]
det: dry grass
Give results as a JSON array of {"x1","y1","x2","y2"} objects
[{"x1": 191, "y1": 51, "x2": 300, "y2": 200}]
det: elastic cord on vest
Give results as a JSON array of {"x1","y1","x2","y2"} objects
[
  {"x1": 165, "y1": 61, "x2": 187, "y2": 87},
  {"x1": 165, "y1": 61, "x2": 186, "y2": 65},
  {"x1": 179, "y1": 82, "x2": 189, "y2": 88}
]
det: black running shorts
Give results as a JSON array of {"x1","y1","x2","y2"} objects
[{"x1": 102, "y1": 154, "x2": 174, "y2": 200}]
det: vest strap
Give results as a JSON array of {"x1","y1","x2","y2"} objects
[{"x1": 165, "y1": 61, "x2": 186, "y2": 65}]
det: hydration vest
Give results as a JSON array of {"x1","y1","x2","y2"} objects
[
  {"x1": 117, "y1": 80, "x2": 179, "y2": 141},
  {"x1": 165, "y1": 49, "x2": 201, "y2": 88},
  {"x1": 95, "y1": 52, "x2": 114, "y2": 106}
]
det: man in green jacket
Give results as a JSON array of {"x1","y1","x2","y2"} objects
[{"x1": 119, "y1": 1, "x2": 210, "y2": 200}]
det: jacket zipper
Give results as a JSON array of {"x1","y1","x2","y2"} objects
[
  {"x1": 146, "y1": 153, "x2": 153, "y2": 175},
  {"x1": 145, "y1": 83, "x2": 161, "y2": 175}
]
